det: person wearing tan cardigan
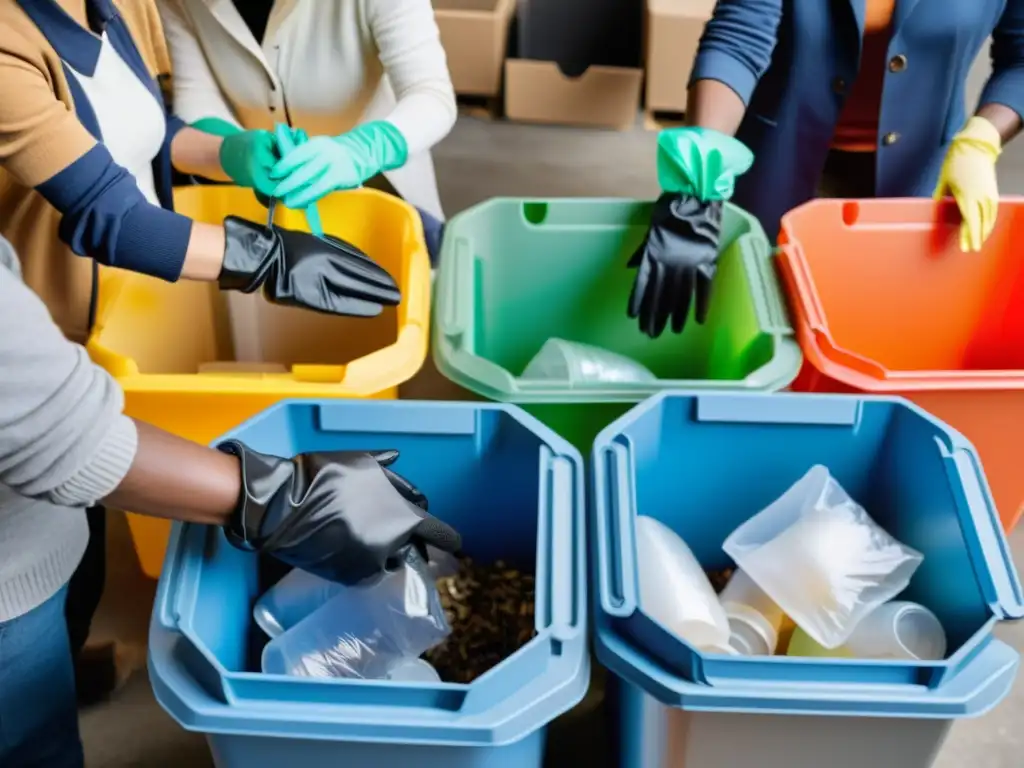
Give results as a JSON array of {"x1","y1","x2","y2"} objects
[{"x1": 0, "y1": 0, "x2": 402, "y2": 704}]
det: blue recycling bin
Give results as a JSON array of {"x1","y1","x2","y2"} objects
[
  {"x1": 592, "y1": 392, "x2": 1022, "y2": 768},
  {"x1": 149, "y1": 399, "x2": 588, "y2": 768}
]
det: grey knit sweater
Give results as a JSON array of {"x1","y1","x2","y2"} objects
[{"x1": 0, "y1": 238, "x2": 138, "y2": 621}]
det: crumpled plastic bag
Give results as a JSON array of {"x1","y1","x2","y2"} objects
[
  {"x1": 260, "y1": 546, "x2": 452, "y2": 679},
  {"x1": 723, "y1": 466, "x2": 924, "y2": 649},
  {"x1": 253, "y1": 546, "x2": 459, "y2": 639}
]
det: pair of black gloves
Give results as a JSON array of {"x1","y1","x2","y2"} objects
[{"x1": 219, "y1": 442, "x2": 460, "y2": 585}]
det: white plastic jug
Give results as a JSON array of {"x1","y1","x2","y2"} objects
[{"x1": 635, "y1": 516, "x2": 730, "y2": 651}]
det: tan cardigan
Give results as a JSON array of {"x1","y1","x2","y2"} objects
[{"x1": 0, "y1": 0, "x2": 175, "y2": 342}]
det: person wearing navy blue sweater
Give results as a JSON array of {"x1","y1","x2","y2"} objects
[
  {"x1": 0, "y1": 0, "x2": 404, "y2": 707},
  {"x1": 684, "y1": 0, "x2": 1024, "y2": 245}
]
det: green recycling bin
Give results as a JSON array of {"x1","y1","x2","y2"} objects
[{"x1": 432, "y1": 198, "x2": 801, "y2": 451}]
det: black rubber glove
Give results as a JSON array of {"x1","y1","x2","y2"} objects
[
  {"x1": 219, "y1": 442, "x2": 461, "y2": 585},
  {"x1": 627, "y1": 192, "x2": 724, "y2": 339},
  {"x1": 218, "y1": 216, "x2": 401, "y2": 317}
]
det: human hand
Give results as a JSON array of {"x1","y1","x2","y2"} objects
[
  {"x1": 270, "y1": 121, "x2": 409, "y2": 209},
  {"x1": 627, "y1": 193, "x2": 724, "y2": 338},
  {"x1": 219, "y1": 129, "x2": 279, "y2": 200},
  {"x1": 217, "y1": 215, "x2": 400, "y2": 316},
  {"x1": 219, "y1": 444, "x2": 461, "y2": 585},
  {"x1": 933, "y1": 116, "x2": 1001, "y2": 253}
]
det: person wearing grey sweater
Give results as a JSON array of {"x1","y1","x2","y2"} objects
[{"x1": 0, "y1": 236, "x2": 459, "y2": 767}]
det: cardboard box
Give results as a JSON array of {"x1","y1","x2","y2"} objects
[
  {"x1": 435, "y1": 0, "x2": 515, "y2": 97},
  {"x1": 645, "y1": 0, "x2": 716, "y2": 116},
  {"x1": 504, "y1": 59, "x2": 643, "y2": 130}
]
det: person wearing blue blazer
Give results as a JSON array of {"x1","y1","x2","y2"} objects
[{"x1": 686, "y1": 0, "x2": 1024, "y2": 249}]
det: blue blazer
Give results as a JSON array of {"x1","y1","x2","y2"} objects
[{"x1": 691, "y1": 0, "x2": 1024, "y2": 239}]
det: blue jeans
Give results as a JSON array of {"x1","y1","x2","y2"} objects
[{"x1": 0, "y1": 586, "x2": 83, "y2": 767}]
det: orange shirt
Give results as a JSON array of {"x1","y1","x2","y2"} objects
[{"x1": 831, "y1": 0, "x2": 897, "y2": 152}]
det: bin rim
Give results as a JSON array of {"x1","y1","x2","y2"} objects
[
  {"x1": 149, "y1": 621, "x2": 591, "y2": 746},
  {"x1": 590, "y1": 391, "x2": 1024, "y2": 691},
  {"x1": 777, "y1": 201, "x2": 1024, "y2": 392},
  {"x1": 149, "y1": 398, "x2": 592, "y2": 747},
  {"x1": 432, "y1": 197, "x2": 802, "y2": 404},
  {"x1": 593, "y1": 615, "x2": 1019, "y2": 719},
  {"x1": 88, "y1": 186, "x2": 432, "y2": 398}
]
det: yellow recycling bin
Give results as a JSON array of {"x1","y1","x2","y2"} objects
[{"x1": 86, "y1": 186, "x2": 431, "y2": 578}]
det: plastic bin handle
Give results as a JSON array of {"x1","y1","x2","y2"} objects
[
  {"x1": 776, "y1": 241, "x2": 828, "y2": 331},
  {"x1": 541, "y1": 448, "x2": 582, "y2": 641},
  {"x1": 939, "y1": 438, "x2": 1024, "y2": 619},
  {"x1": 811, "y1": 328, "x2": 890, "y2": 379},
  {"x1": 596, "y1": 440, "x2": 639, "y2": 618},
  {"x1": 438, "y1": 236, "x2": 474, "y2": 339},
  {"x1": 745, "y1": 235, "x2": 792, "y2": 335},
  {"x1": 155, "y1": 522, "x2": 194, "y2": 631}
]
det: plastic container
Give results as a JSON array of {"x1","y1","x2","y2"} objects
[
  {"x1": 776, "y1": 198, "x2": 1024, "y2": 531},
  {"x1": 88, "y1": 187, "x2": 431, "y2": 578},
  {"x1": 253, "y1": 568, "x2": 344, "y2": 639},
  {"x1": 719, "y1": 570, "x2": 785, "y2": 656},
  {"x1": 521, "y1": 339, "x2": 656, "y2": 385},
  {"x1": 593, "y1": 391, "x2": 1023, "y2": 768},
  {"x1": 788, "y1": 601, "x2": 948, "y2": 661},
  {"x1": 260, "y1": 549, "x2": 451, "y2": 680},
  {"x1": 634, "y1": 516, "x2": 730, "y2": 651},
  {"x1": 432, "y1": 198, "x2": 801, "y2": 451},
  {"x1": 592, "y1": 391, "x2": 1023, "y2": 690},
  {"x1": 149, "y1": 398, "x2": 588, "y2": 768}
]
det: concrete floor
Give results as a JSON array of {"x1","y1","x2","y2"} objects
[{"x1": 80, "y1": 115, "x2": 1024, "y2": 766}]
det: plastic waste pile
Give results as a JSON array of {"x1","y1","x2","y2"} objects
[
  {"x1": 637, "y1": 466, "x2": 948, "y2": 661},
  {"x1": 253, "y1": 545, "x2": 538, "y2": 683}
]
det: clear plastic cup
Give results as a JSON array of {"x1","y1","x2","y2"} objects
[
  {"x1": 253, "y1": 568, "x2": 343, "y2": 639},
  {"x1": 520, "y1": 338, "x2": 656, "y2": 385},
  {"x1": 635, "y1": 516, "x2": 730, "y2": 650},
  {"x1": 787, "y1": 601, "x2": 947, "y2": 661}
]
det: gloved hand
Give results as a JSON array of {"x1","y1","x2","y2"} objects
[
  {"x1": 628, "y1": 127, "x2": 754, "y2": 338},
  {"x1": 219, "y1": 443, "x2": 461, "y2": 585},
  {"x1": 218, "y1": 216, "x2": 400, "y2": 316},
  {"x1": 191, "y1": 116, "x2": 244, "y2": 138},
  {"x1": 219, "y1": 129, "x2": 280, "y2": 201},
  {"x1": 934, "y1": 116, "x2": 1001, "y2": 253},
  {"x1": 270, "y1": 121, "x2": 409, "y2": 209}
]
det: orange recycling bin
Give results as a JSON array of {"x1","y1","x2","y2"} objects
[
  {"x1": 777, "y1": 198, "x2": 1024, "y2": 531},
  {"x1": 86, "y1": 187, "x2": 431, "y2": 577}
]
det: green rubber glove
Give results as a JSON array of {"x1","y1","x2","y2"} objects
[
  {"x1": 270, "y1": 121, "x2": 409, "y2": 209},
  {"x1": 190, "y1": 116, "x2": 244, "y2": 138},
  {"x1": 272, "y1": 124, "x2": 324, "y2": 239},
  {"x1": 656, "y1": 127, "x2": 754, "y2": 201},
  {"x1": 218, "y1": 128, "x2": 279, "y2": 200}
]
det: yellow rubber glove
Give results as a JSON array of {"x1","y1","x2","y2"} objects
[{"x1": 933, "y1": 116, "x2": 1001, "y2": 252}]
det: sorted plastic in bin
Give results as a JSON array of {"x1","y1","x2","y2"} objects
[
  {"x1": 724, "y1": 465, "x2": 924, "y2": 649},
  {"x1": 635, "y1": 516, "x2": 730, "y2": 651},
  {"x1": 719, "y1": 569, "x2": 785, "y2": 656},
  {"x1": 261, "y1": 547, "x2": 450, "y2": 679},
  {"x1": 520, "y1": 338, "x2": 656, "y2": 385},
  {"x1": 788, "y1": 601, "x2": 947, "y2": 661},
  {"x1": 254, "y1": 547, "x2": 461, "y2": 639}
]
